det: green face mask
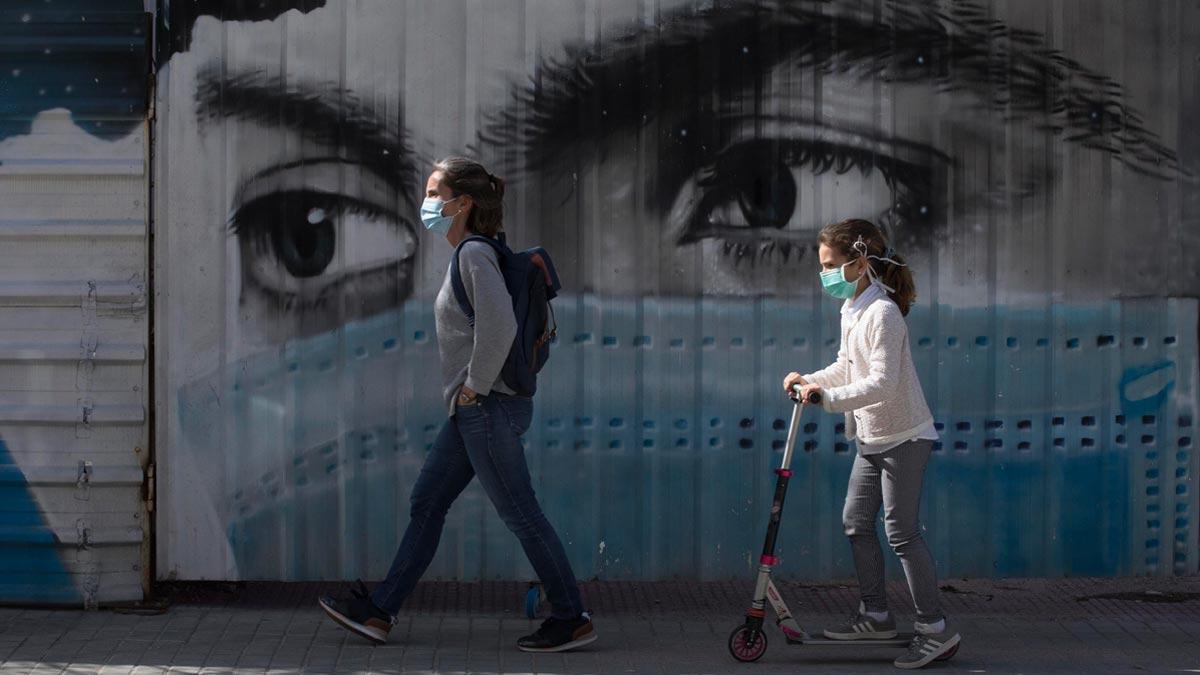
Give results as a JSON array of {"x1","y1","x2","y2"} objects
[{"x1": 819, "y1": 261, "x2": 860, "y2": 299}]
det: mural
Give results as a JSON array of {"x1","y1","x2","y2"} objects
[{"x1": 152, "y1": 0, "x2": 1199, "y2": 583}]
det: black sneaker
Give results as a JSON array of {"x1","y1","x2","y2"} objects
[
  {"x1": 318, "y1": 580, "x2": 393, "y2": 645},
  {"x1": 894, "y1": 629, "x2": 961, "y2": 669},
  {"x1": 823, "y1": 604, "x2": 898, "y2": 640},
  {"x1": 517, "y1": 614, "x2": 598, "y2": 653}
]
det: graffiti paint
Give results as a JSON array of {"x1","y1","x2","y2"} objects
[{"x1": 0, "y1": 439, "x2": 76, "y2": 603}]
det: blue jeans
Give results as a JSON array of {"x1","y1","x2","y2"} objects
[{"x1": 371, "y1": 393, "x2": 584, "y2": 619}]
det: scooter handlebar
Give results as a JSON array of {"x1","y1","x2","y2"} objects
[{"x1": 789, "y1": 384, "x2": 822, "y2": 405}]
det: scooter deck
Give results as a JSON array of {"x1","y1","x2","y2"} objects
[{"x1": 787, "y1": 632, "x2": 914, "y2": 647}]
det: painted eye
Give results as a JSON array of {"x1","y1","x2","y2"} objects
[
  {"x1": 231, "y1": 189, "x2": 417, "y2": 312},
  {"x1": 672, "y1": 136, "x2": 939, "y2": 267},
  {"x1": 269, "y1": 203, "x2": 337, "y2": 278},
  {"x1": 727, "y1": 159, "x2": 797, "y2": 231}
]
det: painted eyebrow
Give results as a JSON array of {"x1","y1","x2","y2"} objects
[
  {"x1": 482, "y1": 0, "x2": 1182, "y2": 181},
  {"x1": 194, "y1": 67, "x2": 418, "y2": 206}
]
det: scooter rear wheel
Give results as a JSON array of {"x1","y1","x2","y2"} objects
[{"x1": 728, "y1": 625, "x2": 768, "y2": 662}]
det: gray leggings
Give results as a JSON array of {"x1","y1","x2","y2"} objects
[{"x1": 843, "y1": 439, "x2": 943, "y2": 623}]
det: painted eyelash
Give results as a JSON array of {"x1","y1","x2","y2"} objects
[
  {"x1": 712, "y1": 199, "x2": 919, "y2": 268},
  {"x1": 717, "y1": 239, "x2": 812, "y2": 268},
  {"x1": 699, "y1": 137, "x2": 932, "y2": 197},
  {"x1": 241, "y1": 261, "x2": 401, "y2": 315}
]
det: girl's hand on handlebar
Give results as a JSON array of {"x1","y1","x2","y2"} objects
[
  {"x1": 783, "y1": 372, "x2": 805, "y2": 396},
  {"x1": 796, "y1": 383, "x2": 823, "y2": 404}
]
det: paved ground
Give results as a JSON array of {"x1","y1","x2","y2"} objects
[{"x1": 1, "y1": 576, "x2": 1199, "y2": 674}]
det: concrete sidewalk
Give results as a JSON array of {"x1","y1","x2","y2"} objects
[{"x1": 2, "y1": 576, "x2": 1198, "y2": 674}]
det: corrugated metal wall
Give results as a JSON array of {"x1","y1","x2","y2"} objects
[
  {"x1": 0, "y1": 2, "x2": 150, "y2": 604},
  {"x1": 155, "y1": 0, "x2": 1199, "y2": 582}
]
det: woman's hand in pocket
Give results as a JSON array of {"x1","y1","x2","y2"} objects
[{"x1": 457, "y1": 386, "x2": 479, "y2": 407}]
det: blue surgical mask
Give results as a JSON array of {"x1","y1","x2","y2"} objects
[{"x1": 420, "y1": 196, "x2": 461, "y2": 236}]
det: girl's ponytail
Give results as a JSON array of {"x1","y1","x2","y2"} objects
[{"x1": 879, "y1": 249, "x2": 916, "y2": 316}]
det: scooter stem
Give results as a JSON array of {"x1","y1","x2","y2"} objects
[{"x1": 781, "y1": 387, "x2": 820, "y2": 472}]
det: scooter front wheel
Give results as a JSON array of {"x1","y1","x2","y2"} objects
[{"x1": 728, "y1": 625, "x2": 768, "y2": 662}]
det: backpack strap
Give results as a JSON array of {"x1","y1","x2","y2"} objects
[{"x1": 450, "y1": 235, "x2": 507, "y2": 327}]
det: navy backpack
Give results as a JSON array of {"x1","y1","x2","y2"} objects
[{"x1": 450, "y1": 233, "x2": 562, "y2": 397}]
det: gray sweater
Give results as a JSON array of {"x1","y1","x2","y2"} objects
[{"x1": 435, "y1": 240, "x2": 517, "y2": 416}]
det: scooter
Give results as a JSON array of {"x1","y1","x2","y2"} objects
[{"x1": 726, "y1": 385, "x2": 959, "y2": 665}]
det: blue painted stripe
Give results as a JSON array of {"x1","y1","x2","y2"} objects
[{"x1": 0, "y1": 438, "x2": 75, "y2": 602}]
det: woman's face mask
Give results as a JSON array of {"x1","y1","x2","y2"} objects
[{"x1": 420, "y1": 195, "x2": 462, "y2": 236}]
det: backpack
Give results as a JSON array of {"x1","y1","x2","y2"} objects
[{"x1": 450, "y1": 233, "x2": 562, "y2": 397}]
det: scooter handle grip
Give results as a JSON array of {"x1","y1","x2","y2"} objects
[{"x1": 789, "y1": 384, "x2": 822, "y2": 405}]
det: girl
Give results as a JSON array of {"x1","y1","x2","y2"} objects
[
  {"x1": 320, "y1": 157, "x2": 596, "y2": 653},
  {"x1": 783, "y1": 218, "x2": 960, "y2": 669}
]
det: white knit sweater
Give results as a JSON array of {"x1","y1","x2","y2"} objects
[{"x1": 802, "y1": 287, "x2": 935, "y2": 446}]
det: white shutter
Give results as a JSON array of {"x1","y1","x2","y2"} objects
[{"x1": 0, "y1": 110, "x2": 149, "y2": 606}]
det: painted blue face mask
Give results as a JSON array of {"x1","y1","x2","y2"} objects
[
  {"x1": 170, "y1": 293, "x2": 1185, "y2": 581},
  {"x1": 420, "y1": 196, "x2": 462, "y2": 236}
]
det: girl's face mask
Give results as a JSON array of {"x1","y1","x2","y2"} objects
[
  {"x1": 819, "y1": 260, "x2": 862, "y2": 299},
  {"x1": 818, "y1": 236, "x2": 910, "y2": 300}
]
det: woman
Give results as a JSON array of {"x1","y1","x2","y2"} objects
[
  {"x1": 783, "y1": 218, "x2": 961, "y2": 669},
  {"x1": 320, "y1": 157, "x2": 596, "y2": 654}
]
